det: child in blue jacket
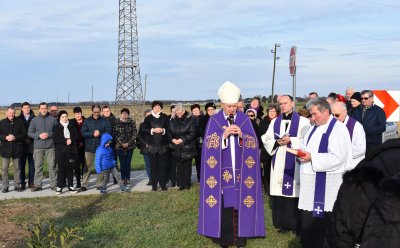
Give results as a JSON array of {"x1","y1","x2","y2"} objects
[{"x1": 95, "y1": 133, "x2": 126, "y2": 193}]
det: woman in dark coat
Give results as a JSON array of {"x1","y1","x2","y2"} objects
[
  {"x1": 168, "y1": 103, "x2": 197, "y2": 190},
  {"x1": 326, "y1": 138, "x2": 400, "y2": 248},
  {"x1": 141, "y1": 101, "x2": 170, "y2": 191},
  {"x1": 258, "y1": 103, "x2": 280, "y2": 195},
  {"x1": 53, "y1": 110, "x2": 80, "y2": 194}
]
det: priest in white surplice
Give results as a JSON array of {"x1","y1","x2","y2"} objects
[
  {"x1": 298, "y1": 99, "x2": 353, "y2": 248},
  {"x1": 331, "y1": 102, "x2": 366, "y2": 169},
  {"x1": 261, "y1": 95, "x2": 310, "y2": 232}
]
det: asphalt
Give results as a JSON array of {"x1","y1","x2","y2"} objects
[{"x1": 0, "y1": 168, "x2": 199, "y2": 201}]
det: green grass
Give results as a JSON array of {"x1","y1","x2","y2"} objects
[{"x1": 1, "y1": 186, "x2": 301, "y2": 248}]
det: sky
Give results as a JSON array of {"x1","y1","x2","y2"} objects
[{"x1": 0, "y1": 0, "x2": 399, "y2": 104}]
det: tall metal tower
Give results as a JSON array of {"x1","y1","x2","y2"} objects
[{"x1": 115, "y1": 0, "x2": 143, "y2": 106}]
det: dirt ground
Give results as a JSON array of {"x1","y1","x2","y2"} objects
[{"x1": 0, "y1": 203, "x2": 30, "y2": 247}]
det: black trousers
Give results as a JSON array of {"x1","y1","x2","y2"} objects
[
  {"x1": 169, "y1": 154, "x2": 177, "y2": 186},
  {"x1": 271, "y1": 196, "x2": 300, "y2": 232},
  {"x1": 212, "y1": 196, "x2": 247, "y2": 247},
  {"x1": 195, "y1": 148, "x2": 202, "y2": 182},
  {"x1": 76, "y1": 145, "x2": 85, "y2": 186},
  {"x1": 57, "y1": 160, "x2": 74, "y2": 188},
  {"x1": 175, "y1": 158, "x2": 192, "y2": 188},
  {"x1": 300, "y1": 210, "x2": 332, "y2": 248},
  {"x1": 149, "y1": 152, "x2": 168, "y2": 190}
]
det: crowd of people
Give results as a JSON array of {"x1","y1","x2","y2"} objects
[{"x1": 0, "y1": 83, "x2": 398, "y2": 247}]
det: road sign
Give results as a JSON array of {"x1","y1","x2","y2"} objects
[
  {"x1": 289, "y1": 46, "x2": 296, "y2": 76},
  {"x1": 372, "y1": 90, "x2": 400, "y2": 121}
]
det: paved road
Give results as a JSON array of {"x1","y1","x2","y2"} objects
[{"x1": 0, "y1": 168, "x2": 199, "y2": 201}]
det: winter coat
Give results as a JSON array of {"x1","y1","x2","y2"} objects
[
  {"x1": 18, "y1": 112, "x2": 35, "y2": 153},
  {"x1": 95, "y1": 133, "x2": 116, "y2": 173},
  {"x1": 28, "y1": 113, "x2": 58, "y2": 149},
  {"x1": 352, "y1": 104, "x2": 386, "y2": 146},
  {"x1": 137, "y1": 121, "x2": 150, "y2": 155},
  {"x1": 0, "y1": 117, "x2": 27, "y2": 158},
  {"x1": 258, "y1": 117, "x2": 273, "y2": 163},
  {"x1": 81, "y1": 116, "x2": 111, "y2": 153},
  {"x1": 70, "y1": 116, "x2": 86, "y2": 148},
  {"x1": 52, "y1": 121, "x2": 80, "y2": 164},
  {"x1": 326, "y1": 138, "x2": 400, "y2": 248},
  {"x1": 168, "y1": 111, "x2": 197, "y2": 161},
  {"x1": 141, "y1": 113, "x2": 169, "y2": 155},
  {"x1": 114, "y1": 117, "x2": 137, "y2": 150}
]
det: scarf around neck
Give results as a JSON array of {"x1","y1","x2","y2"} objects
[
  {"x1": 151, "y1": 110, "x2": 162, "y2": 118},
  {"x1": 60, "y1": 121, "x2": 71, "y2": 139}
]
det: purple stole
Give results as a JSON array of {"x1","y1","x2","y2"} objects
[
  {"x1": 272, "y1": 112, "x2": 300, "y2": 196},
  {"x1": 198, "y1": 111, "x2": 265, "y2": 238},
  {"x1": 307, "y1": 118, "x2": 337, "y2": 218},
  {"x1": 346, "y1": 116, "x2": 357, "y2": 141}
]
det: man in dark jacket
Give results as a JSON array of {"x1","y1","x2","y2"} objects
[
  {"x1": 0, "y1": 107, "x2": 27, "y2": 192},
  {"x1": 326, "y1": 138, "x2": 400, "y2": 248},
  {"x1": 18, "y1": 102, "x2": 35, "y2": 189},
  {"x1": 28, "y1": 102, "x2": 58, "y2": 191},
  {"x1": 352, "y1": 90, "x2": 386, "y2": 154},
  {"x1": 81, "y1": 105, "x2": 111, "y2": 191}
]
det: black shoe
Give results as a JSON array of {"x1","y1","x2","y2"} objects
[
  {"x1": 96, "y1": 187, "x2": 101, "y2": 190},
  {"x1": 185, "y1": 184, "x2": 191, "y2": 190},
  {"x1": 80, "y1": 187, "x2": 87, "y2": 192},
  {"x1": 151, "y1": 188, "x2": 157, "y2": 191},
  {"x1": 161, "y1": 187, "x2": 168, "y2": 191},
  {"x1": 31, "y1": 186, "x2": 42, "y2": 192},
  {"x1": 2, "y1": 188, "x2": 9, "y2": 193},
  {"x1": 20, "y1": 184, "x2": 26, "y2": 190},
  {"x1": 76, "y1": 183, "x2": 81, "y2": 189},
  {"x1": 146, "y1": 181, "x2": 152, "y2": 186},
  {"x1": 14, "y1": 186, "x2": 23, "y2": 192},
  {"x1": 178, "y1": 187, "x2": 185, "y2": 191}
]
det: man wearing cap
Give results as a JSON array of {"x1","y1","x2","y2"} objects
[
  {"x1": 349, "y1": 92, "x2": 362, "y2": 118},
  {"x1": 198, "y1": 81, "x2": 265, "y2": 247},
  {"x1": 261, "y1": 95, "x2": 310, "y2": 233},
  {"x1": 298, "y1": 98, "x2": 353, "y2": 248}
]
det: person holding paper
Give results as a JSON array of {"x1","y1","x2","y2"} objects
[
  {"x1": 298, "y1": 98, "x2": 353, "y2": 248},
  {"x1": 261, "y1": 95, "x2": 310, "y2": 233}
]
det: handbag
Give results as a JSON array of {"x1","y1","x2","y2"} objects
[{"x1": 66, "y1": 145, "x2": 79, "y2": 164}]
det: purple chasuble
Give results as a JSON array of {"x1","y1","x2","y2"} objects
[
  {"x1": 307, "y1": 118, "x2": 337, "y2": 218},
  {"x1": 346, "y1": 117, "x2": 357, "y2": 141},
  {"x1": 198, "y1": 110, "x2": 266, "y2": 238},
  {"x1": 272, "y1": 112, "x2": 300, "y2": 196}
]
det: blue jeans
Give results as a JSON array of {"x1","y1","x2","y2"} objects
[
  {"x1": 143, "y1": 154, "x2": 150, "y2": 178},
  {"x1": 118, "y1": 149, "x2": 133, "y2": 180},
  {"x1": 19, "y1": 152, "x2": 35, "y2": 186}
]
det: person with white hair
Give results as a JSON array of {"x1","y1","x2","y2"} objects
[
  {"x1": 168, "y1": 103, "x2": 197, "y2": 190},
  {"x1": 331, "y1": 101, "x2": 366, "y2": 168},
  {"x1": 198, "y1": 81, "x2": 265, "y2": 247}
]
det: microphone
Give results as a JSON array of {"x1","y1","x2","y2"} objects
[{"x1": 228, "y1": 114, "x2": 234, "y2": 125}]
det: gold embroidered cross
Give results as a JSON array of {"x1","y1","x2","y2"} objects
[
  {"x1": 243, "y1": 195, "x2": 255, "y2": 208},
  {"x1": 222, "y1": 170, "x2": 233, "y2": 183},
  {"x1": 206, "y1": 176, "x2": 218, "y2": 189},
  {"x1": 244, "y1": 176, "x2": 255, "y2": 189},
  {"x1": 206, "y1": 195, "x2": 217, "y2": 208},
  {"x1": 207, "y1": 156, "x2": 218, "y2": 169},
  {"x1": 245, "y1": 156, "x2": 256, "y2": 169}
]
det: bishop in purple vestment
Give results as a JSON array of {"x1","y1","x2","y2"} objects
[{"x1": 198, "y1": 81, "x2": 265, "y2": 247}]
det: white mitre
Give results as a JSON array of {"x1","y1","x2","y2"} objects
[{"x1": 217, "y1": 81, "x2": 241, "y2": 104}]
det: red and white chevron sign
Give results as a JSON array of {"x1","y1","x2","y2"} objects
[{"x1": 372, "y1": 90, "x2": 400, "y2": 121}]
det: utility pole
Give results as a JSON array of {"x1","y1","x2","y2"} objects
[
  {"x1": 91, "y1": 85, "x2": 94, "y2": 103},
  {"x1": 270, "y1": 43, "x2": 280, "y2": 103},
  {"x1": 143, "y1": 74, "x2": 147, "y2": 105}
]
